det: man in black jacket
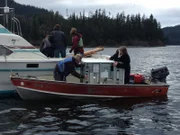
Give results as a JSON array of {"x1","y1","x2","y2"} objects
[{"x1": 49, "y1": 24, "x2": 67, "y2": 58}]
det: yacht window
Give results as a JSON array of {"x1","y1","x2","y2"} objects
[
  {"x1": 0, "y1": 45, "x2": 13, "y2": 56},
  {"x1": 26, "y1": 64, "x2": 39, "y2": 68},
  {"x1": 0, "y1": 28, "x2": 12, "y2": 34}
]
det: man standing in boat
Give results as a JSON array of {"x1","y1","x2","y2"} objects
[
  {"x1": 54, "y1": 54, "x2": 86, "y2": 81},
  {"x1": 49, "y1": 24, "x2": 67, "y2": 58},
  {"x1": 69, "y1": 27, "x2": 84, "y2": 56}
]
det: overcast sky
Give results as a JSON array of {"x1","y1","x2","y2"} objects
[{"x1": 15, "y1": 0, "x2": 180, "y2": 27}]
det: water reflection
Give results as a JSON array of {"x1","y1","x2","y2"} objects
[
  {"x1": 0, "y1": 96, "x2": 168, "y2": 135},
  {"x1": 97, "y1": 96, "x2": 168, "y2": 109}
]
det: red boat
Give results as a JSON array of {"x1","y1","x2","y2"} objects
[
  {"x1": 10, "y1": 75, "x2": 169, "y2": 100},
  {"x1": 10, "y1": 58, "x2": 170, "y2": 100}
]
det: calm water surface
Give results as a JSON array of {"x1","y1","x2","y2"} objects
[{"x1": 0, "y1": 46, "x2": 180, "y2": 135}]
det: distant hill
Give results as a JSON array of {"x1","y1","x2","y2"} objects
[
  {"x1": 162, "y1": 25, "x2": 180, "y2": 45},
  {"x1": 0, "y1": 0, "x2": 49, "y2": 15}
]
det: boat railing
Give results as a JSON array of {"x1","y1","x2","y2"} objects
[
  {"x1": 11, "y1": 17, "x2": 22, "y2": 36},
  {"x1": 0, "y1": 5, "x2": 23, "y2": 36}
]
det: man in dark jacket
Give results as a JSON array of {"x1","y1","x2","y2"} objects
[
  {"x1": 53, "y1": 54, "x2": 86, "y2": 81},
  {"x1": 110, "y1": 46, "x2": 131, "y2": 84},
  {"x1": 49, "y1": 24, "x2": 67, "y2": 58}
]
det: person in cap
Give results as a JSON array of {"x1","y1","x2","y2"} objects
[
  {"x1": 69, "y1": 27, "x2": 84, "y2": 56},
  {"x1": 49, "y1": 24, "x2": 67, "y2": 58},
  {"x1": 53, "y1": 54, "x2": 86, "y2": 81},
  {"x1": 109, "y1": 46, "x2": 131, "y2": 84}
]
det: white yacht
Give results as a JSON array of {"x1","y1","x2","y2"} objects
[
  {"x1": 0, "y1": 2, "x2": 65, "y2": 95},
  {"x1": 0, "y1": 24, "x2": 63, "y2": 95}
]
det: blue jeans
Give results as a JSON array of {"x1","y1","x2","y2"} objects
[{"x1": 54, "y1": 49, "x2": 66, "y2": 58}]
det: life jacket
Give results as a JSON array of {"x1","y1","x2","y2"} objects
[
  {"x1": 73, "y1": 33, "x2": 84, "y2": 47},
  {"x1": 57, "y1": 57, "x2": 73, "y2": 76},
  {"x1": 78, "y1": 37, "x2": 83, "y2": 47}
]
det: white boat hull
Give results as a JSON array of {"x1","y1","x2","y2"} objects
[
  {"x1": 16, "y1": 87, "x2": 68, "y2": 100},
  {"x1": 0, "y1": 60, "x2": 57, "y2": 95}
]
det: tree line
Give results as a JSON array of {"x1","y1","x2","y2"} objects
[{"x1": 0, "y1": 0, "x2": 165, "y2": 46}]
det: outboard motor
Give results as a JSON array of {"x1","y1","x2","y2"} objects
[{"x1": 151, "y1": 66, "x2": 169, "y2": 83}]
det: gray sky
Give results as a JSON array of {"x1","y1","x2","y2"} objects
[{"x1": 15, "y1": 0, "x2": 180, "y2": 27}]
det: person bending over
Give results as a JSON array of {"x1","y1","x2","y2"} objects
[{"x1": 54, "y1": 54, "x2": 86, "y2": 81}]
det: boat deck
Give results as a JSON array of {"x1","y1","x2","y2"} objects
[
  {"x1": 38, "y1": 75, "x2": 80, "y2": 83},
  {"x1": 37, "y1": 75, "x2": 115, "y2": 84}
]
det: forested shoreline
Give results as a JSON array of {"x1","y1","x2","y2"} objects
[{"x1": 0, "y1": 0, "x2": 165, "y2": 47}]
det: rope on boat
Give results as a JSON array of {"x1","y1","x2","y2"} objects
[{"x1": 11, "y1": 72, "x2": 38, "y2": 79}]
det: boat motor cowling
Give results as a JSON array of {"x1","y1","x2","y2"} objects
[{"x1": 151, "y1": 66, "x2": 169, "y2": 83}]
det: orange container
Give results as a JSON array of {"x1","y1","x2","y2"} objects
[{"x1": 130, "y1": 74, "x2": 144, "y2": 84}]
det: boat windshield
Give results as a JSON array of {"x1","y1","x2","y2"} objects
[
  {"x1": 0, "y1": 24, "x2": 12, "y2": 34},
  {"x1": 0, "y1": 45, "x2": 13, "y2": 56},
  {"x1": 0, "y1": 27, "x2": 12, "y2": 34}
]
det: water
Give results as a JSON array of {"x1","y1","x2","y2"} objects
[{"x1": 0, "y1": 46, "x2": 180, "y2": 135}]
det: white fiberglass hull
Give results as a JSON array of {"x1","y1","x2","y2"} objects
[{"x1": 0, "y1": 60, "x2": 58, "y2": 95}]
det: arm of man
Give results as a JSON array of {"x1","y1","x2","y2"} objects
[
  {"x1": 48, "y1": 32, "x2": 54, "y2": 44},
  {"x1": 71, "y1": 70, "x2": 84, "y2": 79},
  {"x1": 116, "y1": 62, "x2": 125, "y2": 68},
  {"x1": 116, "y1": 55, "x2": 130, "y2": 68},
  {"x1": 62, "y1": 32, "x2": 68, "y2": 49},
  {"x1": 109, "y1": 50, "x2": 118, "y2": 60}
]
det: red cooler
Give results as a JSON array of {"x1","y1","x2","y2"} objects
[{"x1": 129, "y1": 74, "x2": 144, "y2": 84}]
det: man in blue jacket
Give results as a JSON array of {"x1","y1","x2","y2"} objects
[{"x1": 53, "y1": 54, "x2": 85, "y2": 81}]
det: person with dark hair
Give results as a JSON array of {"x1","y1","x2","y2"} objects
[
  {"x1": 109, "y1": 46, "x2": 131, "y2": 84},
  {"x1": 49, "y1": 24, "x2": 67, "y2": 58},
  {"x1": 40, "y1": 35, "x2": 54, "y2": 57},
  {"x1": 53, "y1": 54, "x2": 86, "y2": 81},
  {"x1": 69, "y1": 27, "x2": 84, "y2": 56}
]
